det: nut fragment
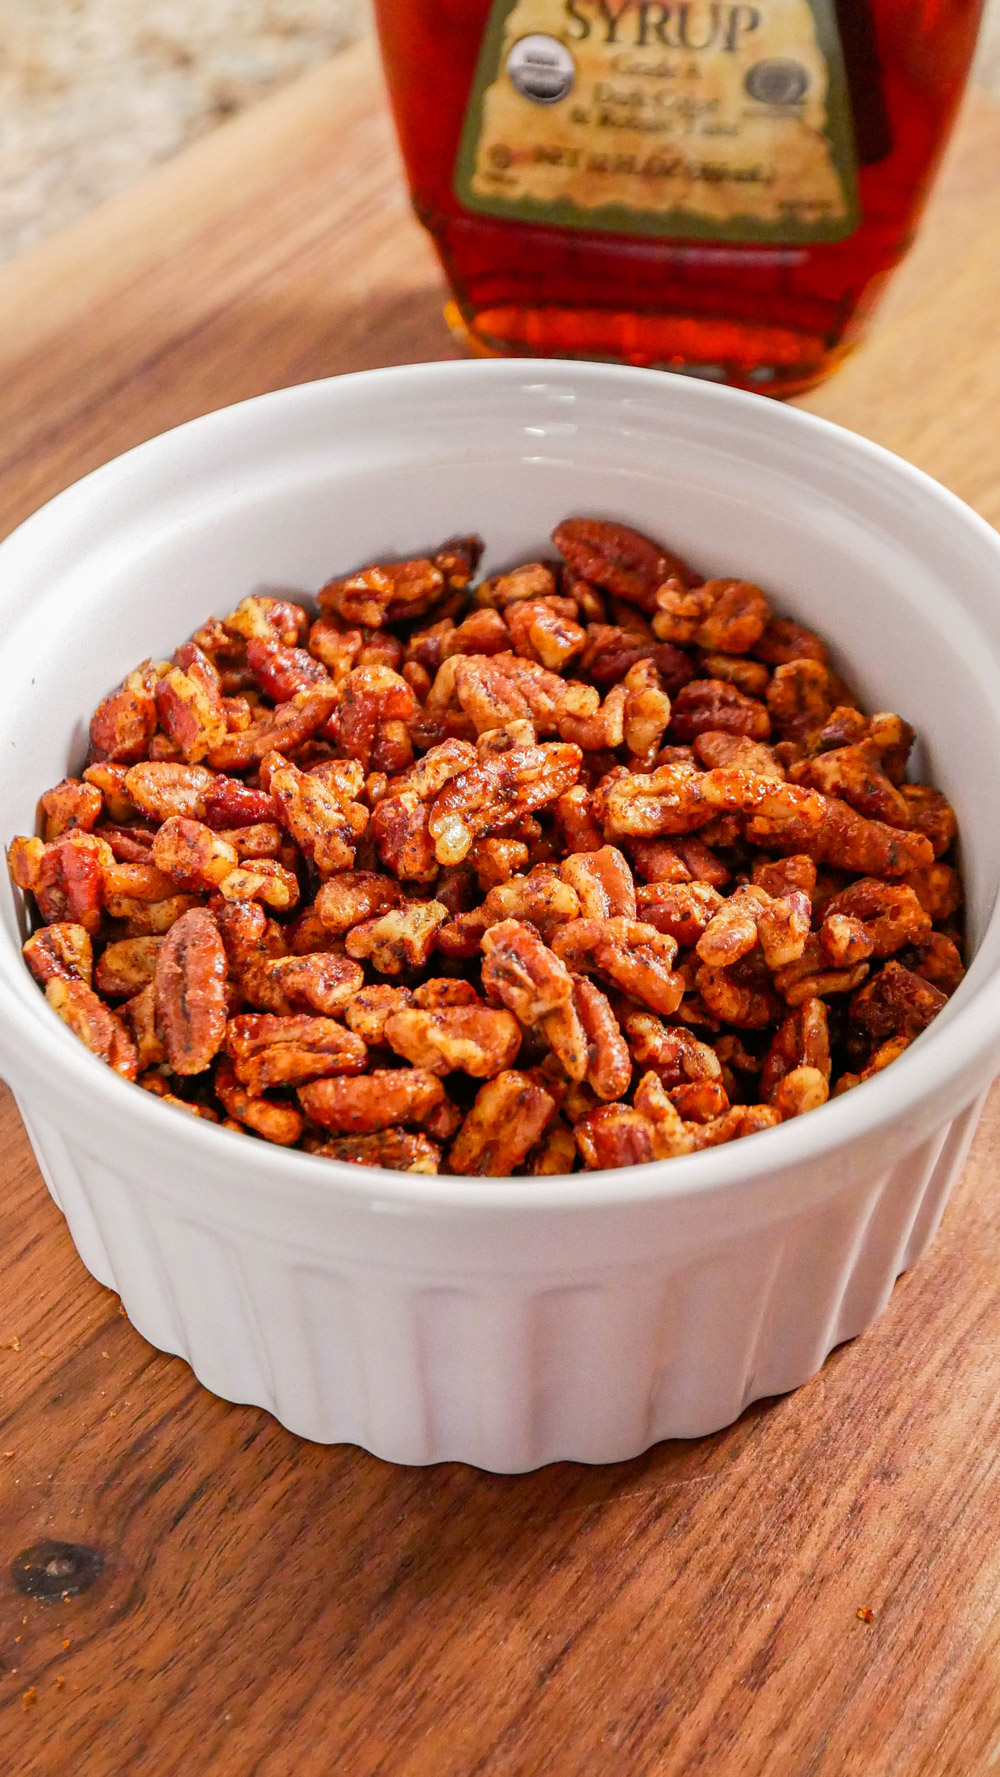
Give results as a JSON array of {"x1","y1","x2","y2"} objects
[{"x1": 448, "y1": 1071, "x2": 557, "y2": 1175}]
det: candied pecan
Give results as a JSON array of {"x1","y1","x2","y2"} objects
[
  {"x1": 303, "y1": 1130, "x2": 442, "y2": 1173},
  {"x1": 214, "y1": 1055, "x2": 303, "y2": 1145},
  {"x1": 695, "y1": 962, "x2": 781, "y2": 1029},
  {"x1": 39, "y1": 778, "x2": 103, "y2": 841},
  {"x1": 476, "y1": 563, "x2": 558, "y2": 610},
  {"x1": 300, "y1": 1067, "x2": 444, "y2": 1133},
  {"x1": 698, "y1": 653, "x2": 771, "y2": 698},
  {"x1": 849, "y1": 961, "x2": 948, "y2": 1046},
  {"x1": 152, "y1": 817, "x2": 239, "y2": 892},
  {"x1": 818, "y1": 799, "x2": 933, "y2": 877},
  {"x1": 121, "y1": 982, "x2": 166, "y2": 1070},
  {"x1": 222, "y1": 596, "x2": 309, "y2": 649},
  {"x1": 899, "y1": 784, "x2": 957, "y2": 858},
  {"x1": 467, "y1": 836, "x2": 531, "y2": 889},
  {"x1": 241, "y1": 952, "x2": 364, "y2": 1017},
  {"x1": 265, "y1": 750, "x2": 367, "y2": 875},
  {"x1": 554, "y1": 680, "x2": 627, "y2": 750},
  {"x1": 370, "y1": 739, "x2": 477, "y2": 881},
  {"x1": 481, "y1": 864, "x2": 581, "y2": 939},
  {"x1": 575, "y1": 1103, "x2": 657, "y2": 1169},
  {"x1": 620, "y1": 658, "x2": 673, "y2": 765},
  {"x1": 412, "y1": 979, "x2": 480, "y2": 1009},
  {"x1": 695, "y1": 1103, "x2": 782, "y2": 1145},
  {"x1": 337, "y1": 666, "x2": 418, "y2": 775},
  {"x1": 435, "y1": 534, "x2": 484, "y2": 591},
  {"x1": 570, "y1": 975, "x2": 631, "y2": 1101},
  {"x1": 207, "y1": 684, "x2": 338, "y2": 773},
  {"x1": 314, "y1": 870, "x2": 406, "y2": 933},
  {"x1": 319, "y1": 556, "x2": 445, "y2": 627},
  {"x1": 226, "y1": 1014, "x2": 367, "y2": 1094},
  {"x1": 819, "y1": 913, "x2": 875, "y2": 967},
  {"x1": 23, "y1": 923, "x2": 93, "y2": 988},
  {"x1": 753, "y1": 618, "x2": 827, "y2": 666},
  {"x1": 155, "y1": 645, "x2": 228, "y2": 763},
  {"x1": 216, "y1": 859, "x2": 299, "y2": 911},
  {"x1": 696, "y1": 884, "x2": 809, "y2": 971},
  {"x1": 901, "y1": 931, "x2": 965, "y2": 994},
  {"x1": 44, "y1": 978, "x2": 138, "y2": 1080},
  {"x1": 214, "y1": 897, "x2": 286, "y2": 972},
  {"x1": 33, "y1": 831, "x2": 111, "y2": 933},
  {"x1": 95, "y1": 936, "x2": 163, "y2": 998},
  {"x1": 670, "y1": 1079, "x2": 730, "y2": 1122},
  {"x1": 212, "y1": 822, "x2": 285, "y2": 861},
  {"x1": 448, "y1": 1070, "x2": 557, "y2": 1175},
  {"x1": 622, "y1": 1012, "x2": 722, "y2": 1087},
  {"x1": 654, "y1": 578, "x2": 769, "y2": 653},
  {"x1": 771, "y1": 936, "x2": 870, "y2": 1007},
  {"x1": 89, "y1": 662, "x2": 161, "y2": 763},
  {"x1": 154, "y1": 907, "x2": 228, "y2": 1076},
  {"x1": 345, "y1": 900, "x2": 449, "y2": 974},
  {"x1": 553, "y1": 786, "x2": 605, "y2": 855},
  {"x1": 97, "y1": 823, "x2": 157, "y2": 862},
  {"x1": 505, "y1": 598, "x2": 587, "y2": 671},
  {"x1": 822, "y1": 878, "x2": 930, "y2": 958},
  {"x1": 481, "y1": 918, "x2": 574, "y2": 1023},
  {"x1": 752, "y1": 854, "x2": 817, "y2": 899},
  {"x1": 528, "y1": 1117, "x2": 578, "y2": 1175},
  {"x1": 637, "y1": 881, "x2": 724, "y2": 945},
  {"x1": 766, "y1": 659, "x2": 836, "y2": 741},
  {"x1": 427, "y1": 742, "x2": 581, "y2": 867},
  {"x1": 437, "y1": 651, "x2": 565, "y2": 737},
  {"x1": 407, "y1": 609, "x2": 509, "y2": 674},
  {"x1": 343, "y1": 983, "x2": 414, "y2": 1043},
  {"x1": 245, "y1": 639, "x2": 330, "y2": 703},
  {"x1": 383, "y1": 1005, "x2": 521, "y2": 1078},
  {"x1": 761, "y1": 998, "x2": 830, "y2": 1100},
  {"x1": 552, "y1": 518, "x2": 693, "y2": 613},
  {"x1": 796, "y1": 741, "x2": 911, "y2": 828},
  {"x1": 693, "y1": 732, "x2": 785, "y2": 779},
  {"x1": 552, "y1": 918, "x2": 684, "y2": 1017},
  {"x1": 307, "y1": 618, "x2": 363, "y2": 686},
  {"x1": 83, "y1": 762, "x2": 136, "y2": 821},
  {"x1": 669, "y1": 680, "x2": 771, "y2": 743},
  {"x1": 560, "y1": 845, "x2": 636, "y2": 919},
  {"x1": 834, "y1": 1035, "x2": 912, "y2": 1096},
  {"x1": 901, "y1": 861, "x2": 962, "y2": 922},
  {"x1": 111, "y1": 893, "x2": 202, "y2": 935},
  {"x1": 595, "y1": 761, "x2": 710, "y2": 839},
  {"x1": 124, "y1": 761, "x2": 215, "y2": 822}
]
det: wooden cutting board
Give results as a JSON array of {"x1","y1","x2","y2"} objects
[{"x1": 3, "y1": 37, "x2": 1000, "y2": 1777}]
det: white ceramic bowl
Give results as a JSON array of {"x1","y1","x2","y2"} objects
[{"x1": 2, "y1": 360, "x2": 1000, "y2": 1472}]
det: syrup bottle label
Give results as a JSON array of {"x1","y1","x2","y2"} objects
[{"x1": 454, "y1": 0, "x2": 859, "y2": 242}]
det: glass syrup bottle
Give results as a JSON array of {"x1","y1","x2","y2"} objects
[{"x1": 375, "y1": 0, "x2": 983, "y2": 396}]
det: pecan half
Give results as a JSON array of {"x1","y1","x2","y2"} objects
[{"x1": 154, "y1": 908, "x2": 228, "y2": 1076}]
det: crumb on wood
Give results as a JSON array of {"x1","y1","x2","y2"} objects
[
  {"x1": 22, "y1": 1686, "x2": 36, "y2": 1710},
  {"x1": 2, "y1": 1337, "x2": 21, "y2": 1352},
  {"x1": 856, "y1": 1606, "x2": 874, "y2": 1623}
]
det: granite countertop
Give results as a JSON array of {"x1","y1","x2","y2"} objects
[{"x1": 0, "y1": 0, "x2": 997, "y2": 268}]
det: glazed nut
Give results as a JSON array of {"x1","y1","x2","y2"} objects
[
  {"x1": 22, "y1": 923, "x2": 94, "y2": 988},
  {"x1": 152, "y1": 816, "x2": 239, "y2": 892},
  {"x1": 343, "y1": 984, "x2": 414, "y2": 1043},
  {"x1": 482, "y1": 865, "x2": 581, "y2": 938},
  {"x1": 345, "y1": 901, "x2": 449, "y2": 974},
  {"x1": 267, "y1": 751, "x2": 368, "y2": 876},
  {"x1": 314, "y1": 870, "x2": 406, "y2": 933},
  {"x1": 447, "y1": 1070, "x2": 557, "y2": 1176},
  {"x1": 551, "y1": 918, "x2": 684, "y2": 1018},
  {"x1": 94, "y1": 936, "x2": 163, "y2": 998},
  {"x1": 560, "y1": 845, "x2": 637, "y2": 919},
  {"x1": 480, "y1": 918, "x2": 575, "y2": 1024},
  {"x1": 551, "y1": 517, "x2": 693, "y2": 614},
  {"x1": 298, "y1": 1067, "x2": 445, "y2": 1133},
  {"x1": 240, "y1": 951, "x2": 364, "y2": 1017},
  {"x1": 44, "y1": 977, "x2": 138, "y2": 1079},
  {"x1": 303, "y1": 1130, "x2": 442, "y2": 1174},
  {"x1": 40, "y1": 778, "x2": 103, "y2": 841},
  {"x1": 226, "y1": 1013, "x2": 368, "y2": 1094},
  {"x1": 427, "y1": 741, "x2": 582, "y2": 866},
  {"x1": 383, "y1": 1005, "x2": 522, "y2": 1077},
  {"x1": 214, "y1": 1054, "x2": 304, "y2": 1146},
  {"x1": 154, "y1": 907, "x2": 228, "y2": 1076}
]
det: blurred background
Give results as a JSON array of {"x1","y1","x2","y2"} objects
[{"x1": 0, "y1": 0, "x2": 998, "y2": 268}]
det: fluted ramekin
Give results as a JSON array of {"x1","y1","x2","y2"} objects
[{"x1": 2, "y1": 360, "x2": 999, "y2": 1471}]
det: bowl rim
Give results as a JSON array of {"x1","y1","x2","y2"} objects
[{"x1": 2, "y1": 354, "x2": 1000, "y2": 1214}]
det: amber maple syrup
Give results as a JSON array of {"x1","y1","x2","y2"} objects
[{"x1": 375, "y1": 0, "x2": 983, "y2": 395}]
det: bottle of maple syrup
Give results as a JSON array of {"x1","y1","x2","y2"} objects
[{"x1": 374, "y1": 0, "x2": 983, "y2": 395}]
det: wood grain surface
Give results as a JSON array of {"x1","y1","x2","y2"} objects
[{"x1": 2, "y1": 36, "x2": 1000, "y2": 1777}]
